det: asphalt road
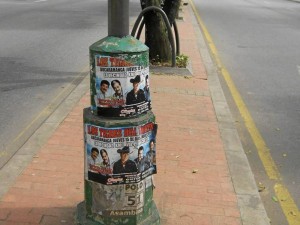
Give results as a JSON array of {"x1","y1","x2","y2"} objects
[
  {"x1": 0, "y1": 0, "x2": 141, "y2": 168},
  {"x1": 193, "y1": 0, "x2": 300, "y2": 224}
]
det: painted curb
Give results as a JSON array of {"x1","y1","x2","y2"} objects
[{"x1": 186, "y1": 3, "x2": 270, "y2": 225}]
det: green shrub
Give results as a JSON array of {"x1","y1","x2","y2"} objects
[{"x1": 176, "y1": 54, "x2": 189, "y2": 68}]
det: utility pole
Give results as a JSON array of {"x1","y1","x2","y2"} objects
[
  {"x1": 108, "y1": 0, "x2": 129, "y2": 37},
  {"x1": 76, "y1": 1, "x2": 160, "y2": 224}
]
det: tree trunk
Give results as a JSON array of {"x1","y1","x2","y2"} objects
[
  {"x1": 143, "y1": 0, "x2": 172, "y2": 63},
  {"x1": 163, "y1": 0, "x2": 181, "y2": 26}
]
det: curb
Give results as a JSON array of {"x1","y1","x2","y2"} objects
[
  {"x1": 0, "y1": 74, "x2": 89, "y2": 200},
  {"x1": 0, "y1": 3, "x2": 272, "y2": 225},
  {"x1": 187, "y1": 3, "x2": 270, "y2": 225}
]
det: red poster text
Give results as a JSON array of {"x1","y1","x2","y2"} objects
[
  {"x1": 110, "y1": 57, "x2": 132, "y2": 67},
  {"x1": 139, "y1": 123, "x2": 154, "y2": 135},
  {"x1": 97, "y1": 57, "x2": 108, "y2": 67},
  {"x1": 124, "y1": 127, "x2": 137, "y2": 137},
  {"x1": 87, "y1": 125, "x2": 99, "y2": 136},
  {"x1": 99, "y1": 128, "x2": 122, "y2": 138}
]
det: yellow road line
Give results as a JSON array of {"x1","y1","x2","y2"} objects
[{"x1": 189, "y1": 0, "x2": 300, "y2": 223}]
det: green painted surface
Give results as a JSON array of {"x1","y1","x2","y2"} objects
[
  {"x1": 81, "y1": 35, "x2": 160, "y2": 224},
  {"x1": 75, "y1": 200, "x2": 160, "y2": 225},
  {"x1": 85, "y1": 180, "x2": 93, "y2": 216},
  {"x1": 82, "y1": 179, "x2": 158, "y2": 225},
  {"x1": 81, "y1": 108, "x2": 159, "y2": 224},
  {"x1": 83, "y1": 108, "x2": 155, "y2": 128},
  {"x1": 90, "y1": 36, "x2": 148, "y2": 53}
]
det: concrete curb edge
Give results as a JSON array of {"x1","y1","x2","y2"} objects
[
  {"x1": 0, "y1": 74, "x2": 90, "y2": 200},
  {"x1": 186, "y1": 3, "x2": 270, "y2": 225}
]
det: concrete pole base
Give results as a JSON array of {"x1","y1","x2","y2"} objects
[{"x1": 75, "y1": 201, "x2": 160, "y2": 225}]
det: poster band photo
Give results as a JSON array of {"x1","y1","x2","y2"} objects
[
  {"x1": 93, "y1": 55, "x2": 151, "y2": 117},
  {"x1": 85, "y1": 122, "x2": 157, "y2": 185}
]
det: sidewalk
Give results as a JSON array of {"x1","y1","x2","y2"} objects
[{"x1": 0, "y1": 3, "x2": 269, "y2": 225}]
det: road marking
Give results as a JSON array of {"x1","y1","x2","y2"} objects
[
  {"x1": 297, "y1": 65, "x2": 300, "y2": 76},
  {"x1": 34, "y1": 0, "x2": 47, "y2": 2},
  {"x1": 189, "y1": 0, "x2": 300, "y2": 224}
]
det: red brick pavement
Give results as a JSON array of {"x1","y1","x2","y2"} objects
[{"x1": 0, "y1": 4, "x2": 242, "y2": 225}]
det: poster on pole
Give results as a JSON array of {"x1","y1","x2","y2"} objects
[
  {"x1": 89, "y1": 176, "x2": 153, "y2": 217},
  {"x1": 84, "y1": 121, "x2": 157, "y2": 185},
  {"x1": 92, "y1": 55, "x2": 151, "y2": 117}
]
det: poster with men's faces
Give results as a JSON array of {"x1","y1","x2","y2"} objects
[
  {"x1": 92, "y1": 55, "x2": 151, "y2": 117},
  {"x1": 84, "y1": 121, "x2": 157, "y2": 185}
]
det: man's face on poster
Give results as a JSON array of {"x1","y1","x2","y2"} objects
[
  {"x1": 101, "y1": 151, "x2": 109, "y2": 164},
  {"x1": 100, "y1": 83, "x2": 109, "y2": 94},
  {"x1": 91, "y1": 150, "x2": 99, "y2": 160},
  {"x1": 150, "y1": 142, "x2": 155, "y2": 151},
  {"x1": 113, "y1": 82, "x2": 122, "y2": 95},
  {"x1": 133, "y1": 82, "x2": 139, "y2": 93},
  {"x1": 138, "y1": 149, "x2": 143, "y2": 161},
  {"x1": 120, "y1": 152, "x2": 129, "y2": 164}
]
